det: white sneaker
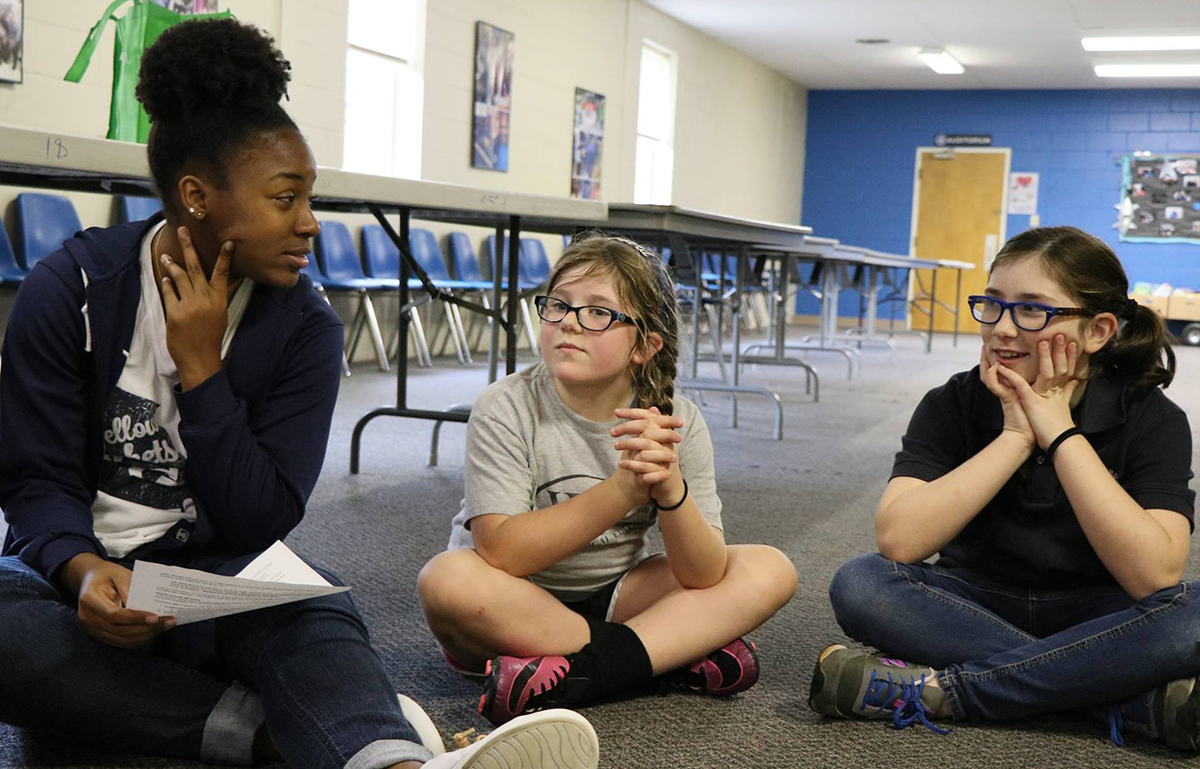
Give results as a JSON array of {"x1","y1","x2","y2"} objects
[
  {"x1": 421, "y1": 709, "x2": 599, "y2": 769},
  {"x1": 399, "y1": 693, "x2": 447, "y2": 756}
]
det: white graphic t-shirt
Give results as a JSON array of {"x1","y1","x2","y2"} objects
[{"x1": 90, "y1": 222, "x2": 253, "y2": 557}]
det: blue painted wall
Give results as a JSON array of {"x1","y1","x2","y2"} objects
[{"x1": 799, "y1": 89, "x2": 1200, "y2": 318}]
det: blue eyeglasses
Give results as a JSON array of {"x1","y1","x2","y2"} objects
[
  {"x1": 534, "y1": 295, "x2": 640, "y2": 332},
  {"x1": 967, "y1": 295, "x2": 1089, "y2": 332}
]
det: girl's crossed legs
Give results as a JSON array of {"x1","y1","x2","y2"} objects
[
  {"x1": 815, "y1": 552, "x2": 1200, "y2": 748},
  {"x1": 418, "y1": 543, "x2": 797, "y2": 689}
]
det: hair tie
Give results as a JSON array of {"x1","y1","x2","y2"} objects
[{"x1": 1124, "y1": 297, "x2": 1140, "y2": 319}]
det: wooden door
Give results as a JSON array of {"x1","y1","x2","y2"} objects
[{"x1": 911, "y1": 150, "x2": 1006, "y2": 332}]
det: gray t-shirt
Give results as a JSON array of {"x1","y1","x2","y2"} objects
[{"x1": 448, "y1": 362, "x2": 722, "y2": 601}]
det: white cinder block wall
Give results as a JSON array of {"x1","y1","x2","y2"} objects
[
  {"x1": 421, "y1": 0, "x2": 807, "y2": 224},
  {"x1": 0, "y1": 0, "x2": 808, "y2": 357}
]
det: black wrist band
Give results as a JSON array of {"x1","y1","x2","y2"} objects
[
  {"x1": 656, "y1": 479, "x2": 689, "y2": 511},
  {"x1": 1045, "y1": 427, "x2": 1084, "y2": 461}
]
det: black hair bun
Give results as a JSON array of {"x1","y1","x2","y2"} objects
[{"x1": 136, "y1": 18, "x2": 291, "y2": 123}]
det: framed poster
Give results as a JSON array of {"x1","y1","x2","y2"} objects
[
  {"x1": 471, "y1": 21, "x2": 514, "y2": 172},
  {"x1": 0, "y1": 0, "x2": 23, "y2": 84},
  {"x1": 1119, "y1": 154, "x2": 1200, "y2": 243},
  {"x1": 570, "y1": 88, "x2": 605, "y2": 199}
]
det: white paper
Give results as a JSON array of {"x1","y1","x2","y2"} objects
[
  {"x1": 126, "y1": 541, "x2": 348, "y2": 625},
  {"x1": 235, "y1": 540, "x2": 332, "y2": 586}
]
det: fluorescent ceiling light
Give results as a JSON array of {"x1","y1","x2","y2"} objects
[
  {"x1": 918, "y1": 49, "x2": 964, "y2": 74},
  {"x1": 1095, "y1": 64, "x2": 1200, "y2": 78},
  {"x1": 1083, "y1": 36, "x2": 1200, "y2": 52}
]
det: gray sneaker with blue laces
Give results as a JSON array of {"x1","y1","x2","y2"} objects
[
  {"x1": 809, "y1": 644, "x2": 949, "y2": 734},
  {"x1": 1110, "y1": 677, "x2": 1200, "y2": 751}
]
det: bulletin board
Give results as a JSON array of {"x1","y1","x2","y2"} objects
[{"x1": 1119, "y1": 154, "x2": 1200, "y2": 244}]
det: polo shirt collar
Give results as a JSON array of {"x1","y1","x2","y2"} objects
[
  {"x1": 972, "y1": 365, "x2": 1129, "y2": 433},
  {"x1": 1074, "y1": 368, "x2": 1128, "y2": 433}
]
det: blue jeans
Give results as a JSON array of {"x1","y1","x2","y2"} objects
[
  {"x1": 0, "y1": 555, "x2": 431, "y2": 768},
  {"x1": 829, "y1": 553, "x2": 1200, "y2": 723}
]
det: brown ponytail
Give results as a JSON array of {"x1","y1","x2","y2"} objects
[{"x1": 1101, "y1": 300, "x2": 1175, "y2": 388}]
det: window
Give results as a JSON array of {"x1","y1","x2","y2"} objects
[
  {"x1": 343, "y1": 0, "x2": 424, "y2": 179},
  {"x1": 634, "y1": 41, "x2": 676, "y2": 204}
]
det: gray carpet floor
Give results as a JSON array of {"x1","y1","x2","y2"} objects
[{"x1": 3, "y1": 330, "x2": 1199, "y2": 768}]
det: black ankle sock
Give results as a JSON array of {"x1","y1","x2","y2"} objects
[{"x1": 565, "y1": 616, "x2": 654, "y2": 704}]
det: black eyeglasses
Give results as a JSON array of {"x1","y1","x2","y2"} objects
[
  {"x1": 533, "y1": 295, "x2": 639, "y2": 332},
  {"x1": 967, "y1": 295, "x2": 1089, "y2": 332}
]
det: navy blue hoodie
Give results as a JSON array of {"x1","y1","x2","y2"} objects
[{"x1": 0, "y1": 217, "x2": 343, "y2": 582}]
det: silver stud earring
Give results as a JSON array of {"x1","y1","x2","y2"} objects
[{"x1": 188, "y1": 206, "x2": 195, "y2": 213}]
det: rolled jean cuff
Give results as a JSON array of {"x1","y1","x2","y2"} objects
[
  {"x1": 345, "y1": 739, "x2": 435, "y2": 769},
  {"x1": 201, "y1": 682, "x2": 264, "y2": 766},
  {"x1": 936, "y1": 667, "x2": 969, "y2": 722}
]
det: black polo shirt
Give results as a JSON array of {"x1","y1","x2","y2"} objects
[{"x1": 892, "y1": 366, "x2": 1195, "y2": 589}]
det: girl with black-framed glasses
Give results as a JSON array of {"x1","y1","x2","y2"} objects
[{"x1": 418, "y1": 232, "x2": 797, "y2": 726}]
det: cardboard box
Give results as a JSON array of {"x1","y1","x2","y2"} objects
[
  {"x1": 1131, "y1": 291, "x2": 1200, "y2": 322},
  {"x1": 1166, "y1": 291, "x2": 1200, "y2": 322},
  {"x1": 1133, "y1": 295, "x2": 1170, "y2": 319}
]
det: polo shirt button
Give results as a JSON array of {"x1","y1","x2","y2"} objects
[{"x1": 1036, "y1": 455, "x2": 1045, "y2": 465}]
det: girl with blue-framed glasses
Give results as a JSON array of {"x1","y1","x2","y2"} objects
[{"x1": 811, "y1": 226, "x2": 1198, "y2": 752}]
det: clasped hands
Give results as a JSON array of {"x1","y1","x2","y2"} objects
[
  {"x1": 980, "y1": 333, "x2": 1081, "y2": 451},
  {"x1": 610, "y1": 407, "x2": 685, "y2": 508}
]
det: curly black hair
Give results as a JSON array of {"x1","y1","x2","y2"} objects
[{"x1": 136, "y1": 18, "x2": 298, "y2": 208}]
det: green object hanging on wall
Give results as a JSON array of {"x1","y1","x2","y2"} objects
[{"x1": 63, "y1": 0, "x2": 231, "y2": 144}]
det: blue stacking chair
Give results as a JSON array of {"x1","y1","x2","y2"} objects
[
  {"x1": 297, "y1": 252, "x2": 351, "y2": 377},
  {"x1": 410, "y1": 228, "x2": 488, "y2": 363},
  {"x1": 484, "y1": 234, "x2": 553, "y2": 290},
  {"x1": 483, "y1": 234, "x2": 546, "y2": 352},
  {"x1": 519, "y1": 238, "x2": 552, "y2": 288},
  {"x1": 0, "y1": 223, "x2": 26, "y2": 287},
  {"x1": 361, "y1": 224, "x2": 466, "y2": 366},
  {"x1": 14, "y1": 193, "x2": 83, "y2": 270},
  {"x1": 406, "y1": 229, "x2": 479, "y2": 289},
  {"x1": 447, "y1": 232, "x2": 503, "y2": 351},
  {"x1": 700, "y1": 251, "x2": 768, "y2": 329},
  {"x1": 117, "y1": 195, "x2": 162, "y2": 224},
  {"x1": 368, "y1": 226, "x2": 489, "y2": 293},
  {"x1": 313, "y1": 221, "x2": 397, "y2": 371},
  {"x1": 448, "y1": 232, "x2": 489, "y2": 284}
]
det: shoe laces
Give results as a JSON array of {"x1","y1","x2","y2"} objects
[
  {"x1": 1107, "y1": 705, "x2": 1125, "y2": 748},
  {"x1": 520, "y1": 661, "x2": 570, "y2": 713},
  {"x1": 861, "y1": 670, "x2": 951, "y2": 736},
  {"x1": 656, "y1": 667, "x2": 692, "y2": 693}
]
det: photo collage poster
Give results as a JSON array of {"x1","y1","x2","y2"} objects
[
  {"x1": 1120, "y1": 154, "x2": 1200, "y2": 244},
  {"x1": 570, "y1": 88, "x2": 605, "y2": 199},
  {"x1": 471, "y1": 21, "x2": 514, "y2": 172}
]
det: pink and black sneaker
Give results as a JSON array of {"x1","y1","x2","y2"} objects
[
  {"x1": 678, "y1": 638, "x2": 760, "y2": 696},
  {"x1": 479, "y1": 655, "x2": 583, "y2": 725}
]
